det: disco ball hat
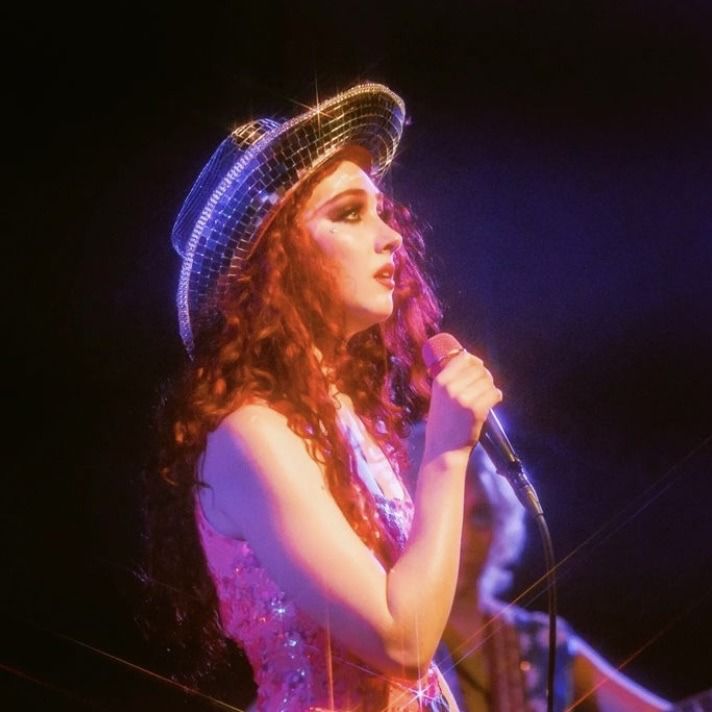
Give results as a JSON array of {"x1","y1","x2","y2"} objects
[{"x1": 171, "y1": 81, "x2": 406, "y2": 355}]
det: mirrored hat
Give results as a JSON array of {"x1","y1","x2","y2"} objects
[{"x1": 171, "y1": 82, "x2": 406, "y2": 355}]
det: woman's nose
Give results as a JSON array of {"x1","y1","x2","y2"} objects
[{"x1": 376, "y1": 220, "x2": 403, "y2": 254}]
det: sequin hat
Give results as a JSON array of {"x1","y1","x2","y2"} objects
[{"x1": 171, "y1": 81, "x2": 406, "y2": 354}]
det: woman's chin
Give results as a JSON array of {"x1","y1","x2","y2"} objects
[{"x1": 347, "y1": 305, "x2": 395, "y2": 336}]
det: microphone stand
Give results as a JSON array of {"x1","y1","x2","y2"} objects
[{"x1": 481, "y1": 418, "x2": 558, "y2": 712}]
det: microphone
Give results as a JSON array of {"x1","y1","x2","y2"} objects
[{"x1": 422, "y1": 333, "x2": 544, "y2": 517}]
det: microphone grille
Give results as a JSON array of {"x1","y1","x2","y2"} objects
[{"x1": 421, "y1": 332, "x2": 463, "y2": 374}]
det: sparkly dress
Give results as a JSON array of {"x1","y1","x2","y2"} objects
[{"x1": 196, "y1": 405, "x2": 453, "y2": 712}]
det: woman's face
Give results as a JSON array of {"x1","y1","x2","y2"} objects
[{"x1": 301, "y1": 159, "x2": 403, "y2": 338}]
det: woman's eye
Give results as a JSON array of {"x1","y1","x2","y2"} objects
[
  {"x1": 336, "y1": 206, "x2": 362, "y2": 222},
  {"x1": 333, "y1": 201, "x2": 389, "y2": 224}
]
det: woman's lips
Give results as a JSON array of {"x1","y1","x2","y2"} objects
[
  {"x1": 374, "y1": 263, "x2": 395, "y2": 288},
  {"x1": 375, "y1": 275, "x2": 395, "y2": 289}
]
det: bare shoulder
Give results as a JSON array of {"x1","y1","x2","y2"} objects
[
  {"x1": 218, "y1": 400, "x2": 293, "y2": 445},
  {"x1": 211, "y1": 401, "x2": 317, "y2": 476},
  {"x1": 200, "y1": 401, "x2": 326, "y2": 537}
]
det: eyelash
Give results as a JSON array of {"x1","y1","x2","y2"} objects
[{"x1": 336, "y1": 204, "x2": 389, "y2": 223}]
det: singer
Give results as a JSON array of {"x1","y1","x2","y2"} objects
[{"x1": 141, "y1": 82, "x2": 502, "y2": 711}]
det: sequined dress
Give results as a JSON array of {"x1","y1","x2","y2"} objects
[{"x1": 196, "y1": 405, "x2": 453, "y2": 712}]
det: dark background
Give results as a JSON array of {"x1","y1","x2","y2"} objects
[{"x1": 4, "y1": 1, "x2": 711, "y2": 709}]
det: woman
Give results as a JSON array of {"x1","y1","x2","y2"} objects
[
  {"x1": 143, "y1": 82, "x2": 501, "y2": 711},
  {"x1": 422, "y1": 439, "x2": 674, "y2": 712}
]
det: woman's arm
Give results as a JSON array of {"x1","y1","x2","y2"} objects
[
  {"x1": 571, "y1": 636, "x2": 672, "y2": 711},
  {"x1": 201, "y1": 351, "x2": 500, "y2": 680},
  {"x1": 201, "y1": 403, "x2": 469, "y2": 680}
]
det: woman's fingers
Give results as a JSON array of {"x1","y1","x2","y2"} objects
[
  {"x1": 426, "y1": 349, "x2": 503, "y2": 454},
  {"x1": 433, "y1": 350, "x2": 483, "y2": 384},
  {"x1": 437, "y1": 356, "x2": 496, "y2": 403},
  {"x1": 466, "y1": 384, "x2": 503, "y2": 420},
  {"x1": 432, "y1": 355, "x2": 501, "y2": 413}
]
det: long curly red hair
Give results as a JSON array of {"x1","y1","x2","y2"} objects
[{"x1": 139, "y1": 152, "x2": 443, "y2": 691}]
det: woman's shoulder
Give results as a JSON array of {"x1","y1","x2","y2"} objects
[
  {"x1": 205, "y1": 398, "x2": 323, "y2": 489},
  {"x1": 200, "y1": 399, "x2": 324, "y2": 538},
  {"x1": 211, "y1": 397, "x2": 297, "y2": 448}
]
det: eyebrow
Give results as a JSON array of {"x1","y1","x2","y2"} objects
[{"x1": 314, "y1": 188, "x2": 383, "y2": 214}]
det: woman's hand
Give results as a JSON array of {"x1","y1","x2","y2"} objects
[{"x1": 423, "y1": 350, "x2": 503, "y2": 463}]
